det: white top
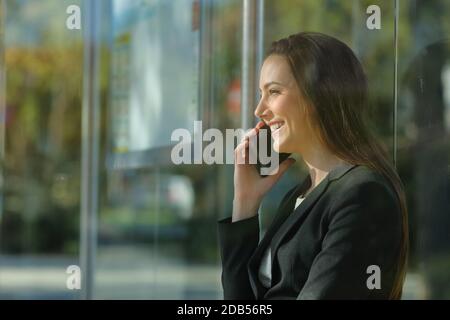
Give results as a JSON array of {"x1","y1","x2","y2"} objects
[{"x1": 258, "y1": 195, "x2": 306, "y2": 289}]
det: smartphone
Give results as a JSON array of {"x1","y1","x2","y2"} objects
[{"x1": 255, "y1": 124, "x2": 291, "y2": 177}]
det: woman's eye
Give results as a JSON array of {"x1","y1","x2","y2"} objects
[
  {"x1": 269, "y1": 89, "x2": 280, "y2": 95},
  {"x1": 259, "y1": 89, "x2": 280, "y2": 98}
]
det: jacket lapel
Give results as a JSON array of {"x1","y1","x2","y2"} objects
[
  {"x1": 269, "y1": 164, "x2": 357, "y2": 285},
  {"x1": 247, "y1": 175, "x2": 312, "y2": 299},
  {"x1": 268, "y1": 177, "x2": 330, "y2": 269},
  {"x1": 247, "y1": 163, "x2": 357, "y2": 298},
  {"x1": 256, "y1": 176, "x2": 312, "y2": 255}
]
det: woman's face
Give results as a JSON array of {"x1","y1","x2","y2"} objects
[{"x1": 255, "y1": 54, "x2": 317, "y2": 155}]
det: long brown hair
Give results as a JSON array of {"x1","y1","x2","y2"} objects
[{"x1": 268, "y1": 32, "x2": 408, "y2": 299}]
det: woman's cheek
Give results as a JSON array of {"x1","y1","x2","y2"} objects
[{"x1": 272, "y1": 97, "x2": 288, "y2": 113}]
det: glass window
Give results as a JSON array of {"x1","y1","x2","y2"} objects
[
  {"x1": 0, "y1": 0, "x2": 83, "y2": 299},
  {"x1": 397, "y1": 0, "x2": 450, "y2": 299},
  {"x1": 95, "y1": 0, "x2": 242, "y2": 299},
  {"x1": 1, "y1": 0, "x2": 450, "y2": 300}
]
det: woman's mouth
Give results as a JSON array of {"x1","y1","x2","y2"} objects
[{"x1": 269, "y1": 121, "x2": 285, "y2": 134}]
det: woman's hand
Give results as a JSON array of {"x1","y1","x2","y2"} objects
[{"x1": 232, "y1": 121, "x2": 296, "y2": 222}]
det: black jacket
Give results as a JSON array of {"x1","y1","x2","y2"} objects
[{"x1": 217, "y1": 164, "x2": 403, "y2": 300}]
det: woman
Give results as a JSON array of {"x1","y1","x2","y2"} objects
[{"x1": 218, "y1": 32, "x2": 408, "y2": 300}]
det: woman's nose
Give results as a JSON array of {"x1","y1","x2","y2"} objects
[{"x1": 254, "y1": 99, "x2": 269, "y2": 119}]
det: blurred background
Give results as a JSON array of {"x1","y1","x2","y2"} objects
[{"x1": 0, "y1": 0, "x2": 449, "y2": 299}]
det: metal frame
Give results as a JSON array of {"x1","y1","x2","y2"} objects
[
  {"x1": 241, "y1": 0, "x2": 264, "y2": 130},
  {"x1": 0, "y1": 0, "x2": 5, "y2": 160},
  {"x1": 80, "y1": 0, "x2": 102, "y2": 300},
  {"x1": 393, "y1": 0, "x2": 400, "y2": 168},
  {"x1": 199, "y1": 0, "x2": 214, "y2": 129},
  {"x1": 0, "y1": 0, "x2": 5, "y2": 235}
]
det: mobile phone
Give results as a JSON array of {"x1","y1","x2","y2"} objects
[{"x1": 255, "y1": 124, "x2": 291, "y2": 177}]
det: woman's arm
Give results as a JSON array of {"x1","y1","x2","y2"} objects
[
  {"x1": 218, "y1": 183, "x2": 300, "y2": 300},
  {"x1": 218, "y1": 214, "x2": 260, "y2": 300},
  {"x1": 297, "y1": 180, "x2": 403, "y2": 300}
]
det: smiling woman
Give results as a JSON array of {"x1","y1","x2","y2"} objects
[
  {"x1": 255, "y1": 54, "x2": 316, "y2": 155},
  {"x1": 218, "y1": 32, "x2": 408, "y2": 300}
]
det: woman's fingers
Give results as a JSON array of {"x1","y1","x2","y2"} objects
[
  {"x1": 236, "y1": 122, "x2": 267, "y2": 165},
  {"x1": 255, "y1": 120, "x2": 266, "y2": 130},
  {"x1": 235, "y1": 137, "x2": 250, "y2": 164},
  {"x1": 241, "y1": 128, "x2": 258, "y2": 143},
  {"x1": 242, "y1": 139, "x2": 249, "y2": 159}
]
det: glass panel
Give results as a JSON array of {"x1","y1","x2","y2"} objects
[
  {"x1": 397, "y1": 0, "x2": 450, "y2": 299},
  {"x1": 94, "y1": 0, "x2": 243, "y2": 299},
  {"x1": 0, "y1": 0, "x2": 83, "y2": 299},
  {"x1": 1, "y1": 0, "x2": 449, "y2": 300},
  {"x1": 109, "y1": 0, "x2": 199, "y2": 157}
]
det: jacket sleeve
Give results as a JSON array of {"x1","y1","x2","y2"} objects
[
  {"x1": 217, "y1": 214, "x2": 259, "y2": 300},
  {"x1": 297, "y1": 180, "x2": 403, "y2": 300}
]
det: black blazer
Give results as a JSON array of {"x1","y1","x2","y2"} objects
[{"x1": 217, "y1": 164, "x2": 403, "y2": 300}]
